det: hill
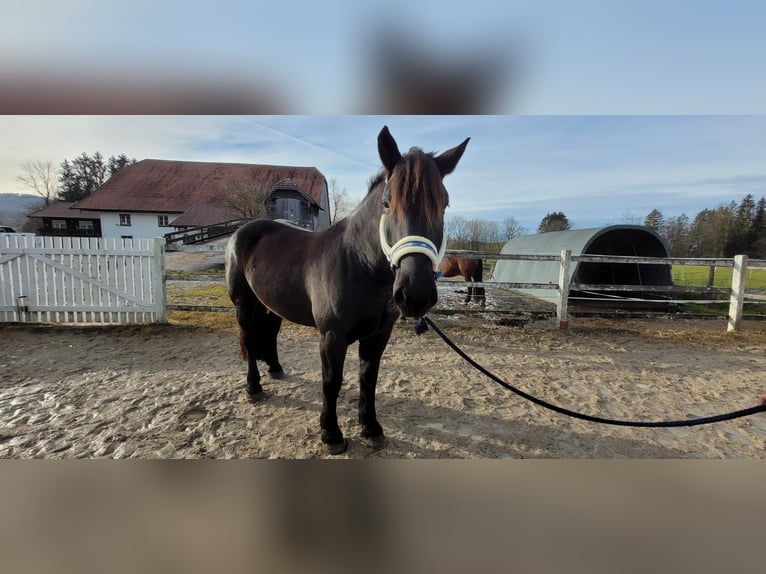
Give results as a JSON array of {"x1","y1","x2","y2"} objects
[{"x1": 0, "y1": 194, "x2": 45, "y2": 227}]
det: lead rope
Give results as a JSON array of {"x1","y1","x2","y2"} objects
[{"x1": 414, "y1": 316, "x2": 766, "y2": 428}]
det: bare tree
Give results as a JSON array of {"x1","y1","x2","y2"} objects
[
  {"x1": 328, "y1": 178, "x2": 355, "y2": 224},
  {"x1": 216, "y1": 180, "x2": 270, "y2": 219},
  {"x1": 664, "y1": 213, "x2": 692, "y2": 257},
  {"x1": 621, "y1": 210, "x2": 643, "y2": 225},
  {"x1": 501, "y1": 216, "x2": 526, "y2": 241},
  {"x1": 17, "y1": 160, "x2": 58, "y2": 206},
  {"x1": 446, "y1": 214, "x2": 470, "y2": 248}
]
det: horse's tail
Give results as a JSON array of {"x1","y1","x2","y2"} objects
[
  {"x1": 226, "y1": 229, "x2": 250, "y2": 362},
  {"x1": 472, "y1": 259, "x2": 483, "y2": 283}
]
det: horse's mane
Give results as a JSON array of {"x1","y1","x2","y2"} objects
[{"x1": 367, "y1": 147, "x2": 448, "y2": 227}]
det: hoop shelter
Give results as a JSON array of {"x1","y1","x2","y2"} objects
[{"x1": 491, "y1": 225, "x2": 672, "y2": 303}]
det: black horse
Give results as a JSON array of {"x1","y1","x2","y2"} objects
[{"x1": 225, "y1": 125, "x2": 469, "y2": 454}]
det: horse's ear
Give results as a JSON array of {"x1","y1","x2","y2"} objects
[
  {"x1": 378, "y1": 125, "x2": 402, "y2": 175},
  {"x1": 435, "y1": 137, "x2": 470, "y2": 176}
]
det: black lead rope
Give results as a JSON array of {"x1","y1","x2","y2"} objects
[{"x1": 414, "y1": 316, "x2": 766, "y2": 428}]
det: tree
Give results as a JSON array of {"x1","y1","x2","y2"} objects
[
  {"x1": 466, "y1": 219, "x2": 501, "y2": 250},
  {"x1": 216, "y1": 180, "x2": 270, "y2": 219},
  {"x1": 328, "y1": 178, "x2": 355, "y2": 224},
  {"x1": 16, "y1": 160, "x2": 58, "y2": 206},
  {"x1": 749, "y1": 197, "x2": 766, "y2": 258},
  {"x1": 621, "y1": 210, "x2": 643, "y2": 225},
  {"x1": 663, "y1": 213, "x2": 692, "y2": 257},
  {"x1": 55, "y1": 152, "x2": 134, "y2": 203},
  {"x1": 446, "y1": 215, "x2": 470, "y2": 248},
  {"x1": 501, "y1": 216, "x2": 526, "y2": 241},
  {"x1": 643, "y1": 209, "x2": 665, "y2": 234},
  {"x1": 108, "y1": 154, "x2": 137, "y2": 179},
  {"x1": 57, "y1": 152, "x2": 108, "y2": 202},
  {"x1": 689, "y1": 205, "x2": 735, "y2": 257},
  {"x1": 724, "y1": 194, "x2": 756, "y2": 255},
  {"x1": 537, "y1": 211, "x2": 571, "y2": 233}
]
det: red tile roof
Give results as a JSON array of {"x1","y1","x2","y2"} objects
[{"x1": 73, "y1": 159, "x2": 327, "y2": 213}]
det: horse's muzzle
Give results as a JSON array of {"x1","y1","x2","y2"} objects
[{"x1": 393, "y1": 256, "x2": 438, "y2": 317}]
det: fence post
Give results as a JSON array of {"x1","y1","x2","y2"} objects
[
  {"x1": 557, "y1": 249, "x2": 571, "y2": 329},
  {"x1": 152, "y1": 238, "x2": 167, "y2": 324},
  {"x1": 727, "y1": 254, "x2": 747, "y2": 332},
  {"x1": 707, "y1": 265, "x2": 716, "y2": 287}
]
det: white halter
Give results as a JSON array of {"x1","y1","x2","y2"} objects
[{"x1": 379, "y1": 213, "x2": 447, "y2": 272}]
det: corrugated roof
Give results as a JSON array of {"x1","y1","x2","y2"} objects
[{"x1": 73, "y1": 159, "x2": 327, "y2": 213}]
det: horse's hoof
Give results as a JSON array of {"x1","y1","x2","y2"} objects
[
  {"x1": 267, "y1": 368, "x2": 285, "y2": 380},
  {"x1": 323, "y1": 439, "x2": 349, "y2": 455},
  {"x1": 248, "y1": 390, "x2": 267, "y2": 404},
  {"x1": 363, "y1": 434, "x2": 387, "y2": 450}
]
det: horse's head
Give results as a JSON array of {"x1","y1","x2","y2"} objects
[{"x1": 377, "y1": 125, "x2": 469, "y2": 317}]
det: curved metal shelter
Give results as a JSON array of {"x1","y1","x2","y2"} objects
[{"x1": 491, "y1": 225, "x2": 672, "y2": 303}]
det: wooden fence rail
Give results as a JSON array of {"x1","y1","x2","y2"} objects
[
  {"x1": 165, "y1": 246, "x2": 765, "y2": 331},
  {"x1": 447, "y1": 249, "x2": 766, "y2": 331}
]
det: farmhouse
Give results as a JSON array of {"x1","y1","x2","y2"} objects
[{"x1": 44, "y1": 159, "x2": 330, "y2": 240}]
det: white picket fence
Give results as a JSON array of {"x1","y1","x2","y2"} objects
[{"x1": 0, "y1": 235, "x2": 165, "y2": 324}]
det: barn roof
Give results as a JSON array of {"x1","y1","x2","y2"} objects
[
  {"x1": 492, "y1": 225, "x2": 672, "y2": 303},
  {"x1": 73, "y1": 159, "x2": 327, "y2": 214},
  {"x1": 169, "y1": 205, "x2": 242, "y2": 228},
  {"x1": 28, "y1": 201, "x2": 94, "y2": 219}
]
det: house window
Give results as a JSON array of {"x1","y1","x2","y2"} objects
[
  {"x1": 119, "y1": 214, "x2": 132, "y2": 226},
  {"x1": 158, "y1": 215, "x2": 170, "y2": 227},
  {"x1": 52, "y1": 220, "x2": 67, "y2": 229},
  {"x1": 78, "y1": 220, "x2": 94, "y2": 230}
]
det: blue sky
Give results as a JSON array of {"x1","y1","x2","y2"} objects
[
  {"x1": 2, "y1": 2, "x2": 765, "y2": 230},
  {"x1": 2, "y1": 115, "x2": 765, "y2": 232}
]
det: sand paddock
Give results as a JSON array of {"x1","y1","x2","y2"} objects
[{"x1": 2, "y1": 313, "x2": 766, "y2": 459}]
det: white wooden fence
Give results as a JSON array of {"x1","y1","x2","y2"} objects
[{"x1": 0, "y1": 235, "x2": 165, "y2": 324}]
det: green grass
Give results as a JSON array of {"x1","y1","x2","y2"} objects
[
  {"x1": 671, "y1": 265, "x2": 766, "y2": 318},
  {"x1": 672, "y1": 265, "x2": 766, "y2": 289}
]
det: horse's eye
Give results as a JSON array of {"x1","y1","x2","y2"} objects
[{"x1": 383, "y1": 199, "x2": 390, "y2": 209}]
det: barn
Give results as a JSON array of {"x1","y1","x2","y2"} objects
[
  {"x1": 71, "y1": 159, "x2": 330, "y2": 240},
  {"x1": 491, "y1": 225, "x2": 673, "y2": 304}
]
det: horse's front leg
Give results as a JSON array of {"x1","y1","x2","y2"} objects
[
  {"x1": 318, "y1": 330, "x2": 349, "y2": 455},
  {"x1": 358, "y1": 328, "x2": 393, "y2": 449},
  {"x1": 464, "y1": 282, "x2": 473, "y2": 304}
]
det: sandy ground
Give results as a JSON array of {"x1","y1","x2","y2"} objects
[{"x1": 2, "y1": 313, "x2": 766, "y2": 459}]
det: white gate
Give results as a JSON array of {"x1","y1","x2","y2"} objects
[{"x1": 0, "y1": 235, "x2": 166, "y2": 324}]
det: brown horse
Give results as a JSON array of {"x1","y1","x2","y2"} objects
[
  {"x1": 437, "y1": 257, "x2": 485, "y2": 305},
  {"x1": 225, "y1": 125, "x2": 469, "y2": 454}
]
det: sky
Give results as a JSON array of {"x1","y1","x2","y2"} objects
[
  {"x1": 3, "y1": 2, "x2": 766, "y2": 114},
  {"x1": 2, "y1": 115, "x2": 765, "y2": 232},
  {"x1": 2, "y1": 2, "x2": 766, "y2": 231}
]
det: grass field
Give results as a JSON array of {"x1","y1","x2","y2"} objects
[
  {"x1": 672, "y1": 265, "x2": 766, "y2": 289},
  {"x1": 671, "y1": 265, "x2": 766, "y2": 317}
]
